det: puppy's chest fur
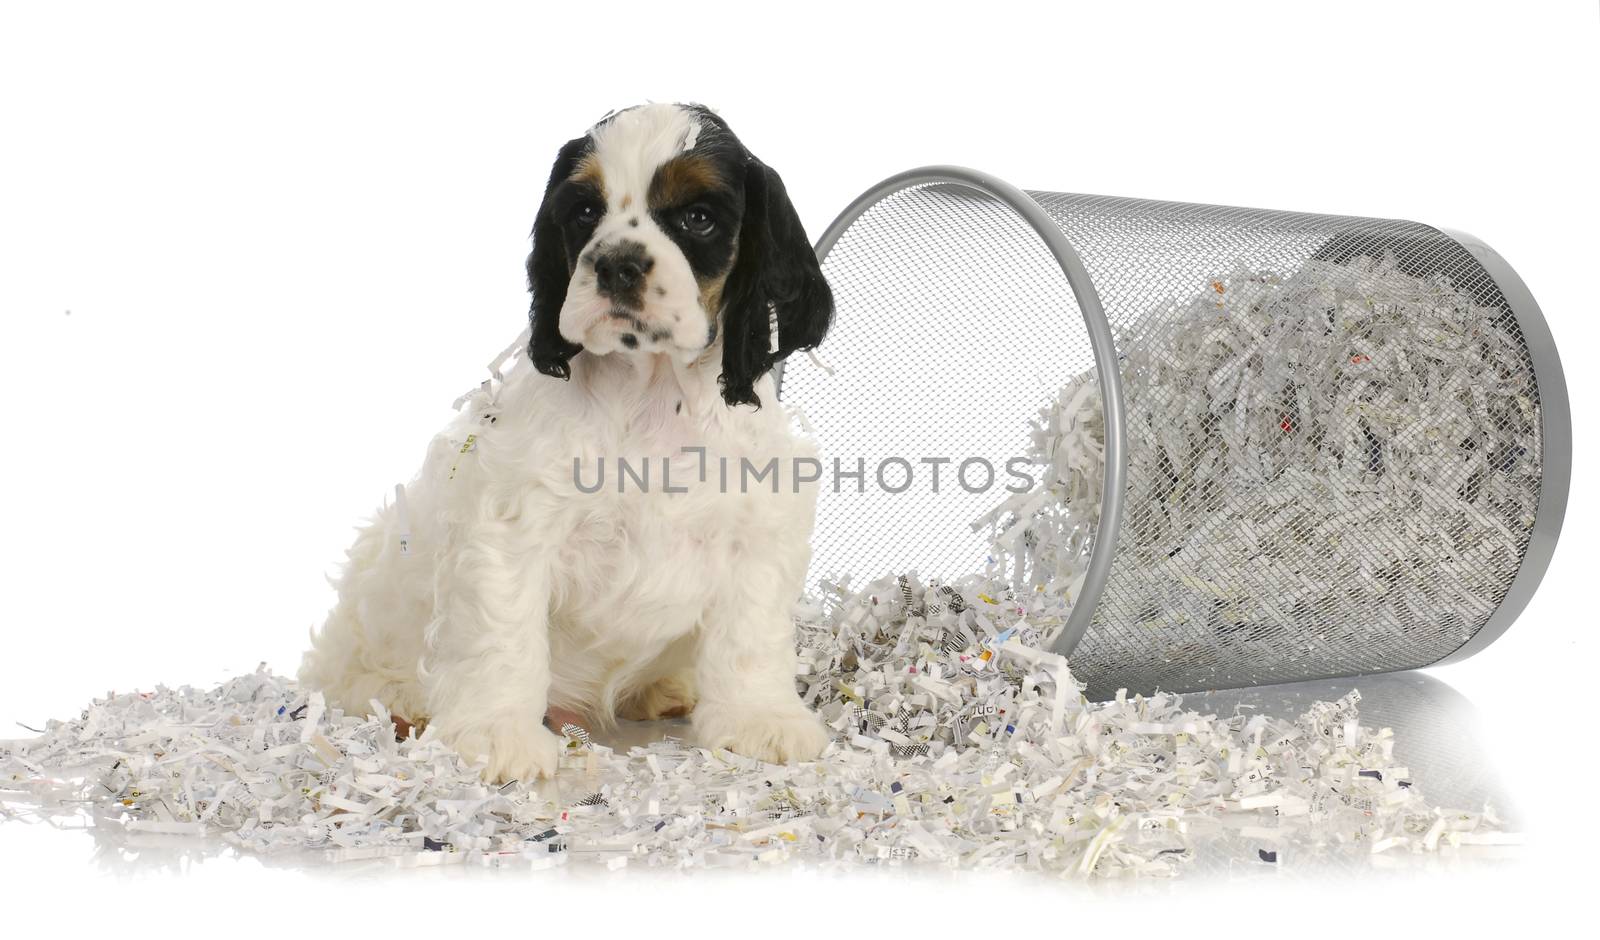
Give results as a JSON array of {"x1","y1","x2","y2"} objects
[
  {"x1": 550, "y1": 414, "x2": 736, "y2": 640},
  {"x1": 465, "y1": 359, "x2": 814, "y2": 672}
]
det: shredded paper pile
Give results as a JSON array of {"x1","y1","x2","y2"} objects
[
  {"x1": 1, "y1": 258, "x2": 1524, "y2": 875},
  {"x1": 0, "y1": 604, "x2": 1509, "y2": 875}
]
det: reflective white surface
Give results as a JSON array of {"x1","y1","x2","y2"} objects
[{"x1": 0, "y1": 668, "x2": 1518, "y2": 880}]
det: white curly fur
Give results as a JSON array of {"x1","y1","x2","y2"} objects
[{"x1": 299, "y1": 105, "x2": 828, "y2": 783}]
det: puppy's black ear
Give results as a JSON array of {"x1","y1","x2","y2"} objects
[
  {"x1": 718, "y1": 158, "x2": 834, "y2": 407},
  {"x1": 526, "y1": 136, "x2": 589, "y2": 380}
]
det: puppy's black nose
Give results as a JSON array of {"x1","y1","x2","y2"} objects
[{"x1": 593, "y1": 241, "x2": 653, "y2": 299}]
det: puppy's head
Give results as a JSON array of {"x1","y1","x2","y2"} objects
[{"x1": 526, "y1": 103, "x2": 832, "y2": 406}]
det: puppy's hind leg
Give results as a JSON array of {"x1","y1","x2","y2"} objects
[
  {"x1": 617, "y1": 671, "x2": 698, "y2": 721},
  {"x1": 300, "y1": 517, "x2": 429, "y2": 725},
  {"x1": 614, "y1": 632, "x2": 700, "y2": 721}
]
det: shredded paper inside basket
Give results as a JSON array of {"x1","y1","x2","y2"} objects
[
  {"x1": 1, "y1": 259, "x2": 1523, "y2": 876},
  {"x1": 980, "y1": 256, "x2": 1541, "y2": 690}
]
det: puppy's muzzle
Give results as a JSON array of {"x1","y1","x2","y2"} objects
[{"x1": 593, "y1": 240, "x2": 654, "y2": 306}]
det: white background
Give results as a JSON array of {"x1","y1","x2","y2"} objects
[{"x1": 0, "y1": 1, "x2": 1594, "y2": 934}]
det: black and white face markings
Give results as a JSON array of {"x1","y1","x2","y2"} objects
[
  {"x1": 546, "y1": 103, "x2": 746, "y2": 362},
  {"x1": 526, "y1": 102, "x2": 834, "y2": 404}
]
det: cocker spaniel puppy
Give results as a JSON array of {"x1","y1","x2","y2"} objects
[{"x1": 299, "y1": 103, "x2": 834, "y2": 782}]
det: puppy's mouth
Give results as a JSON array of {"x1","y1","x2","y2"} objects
[
  {"x1": 604, "y1": 306, "x2": 676, "y2": 351},
  {"x1": 606, "y1": 306, "x2": 649, "y2": 331}
]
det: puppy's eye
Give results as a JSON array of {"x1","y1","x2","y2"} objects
[
  {"x1": 571, "y1": 202, "x2": 601, "y2": 226},
  {"x1": 678, "y1": 207, "x2": 716, "y2": 237}
]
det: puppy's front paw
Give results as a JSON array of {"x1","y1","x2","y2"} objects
[
  {"x1": 695, "y1": 704, "x2": 831, "y2": 764},
  {"x1": 442, "y1": 714, "x2": 562, "y2": 784}
]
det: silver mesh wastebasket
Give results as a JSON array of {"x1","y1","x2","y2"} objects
[{"x1": 777, "y1": 166, "x2": 1569, "y2": 698}]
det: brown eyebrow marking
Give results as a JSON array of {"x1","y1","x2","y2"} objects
[
  {"x1": 648, "y1": 154, "x2": 725, "y2": 209},
  {"x1": 569, "y1": 153, "x2": 607, "y2": 200}
]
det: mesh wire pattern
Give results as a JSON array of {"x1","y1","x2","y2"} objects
[
  {"x1": 780, "y1": 172, "x2": 1551, "y2": 698},
  {"x1": 782, "y1": 183, "x2": 1091, "y2": 587}
]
